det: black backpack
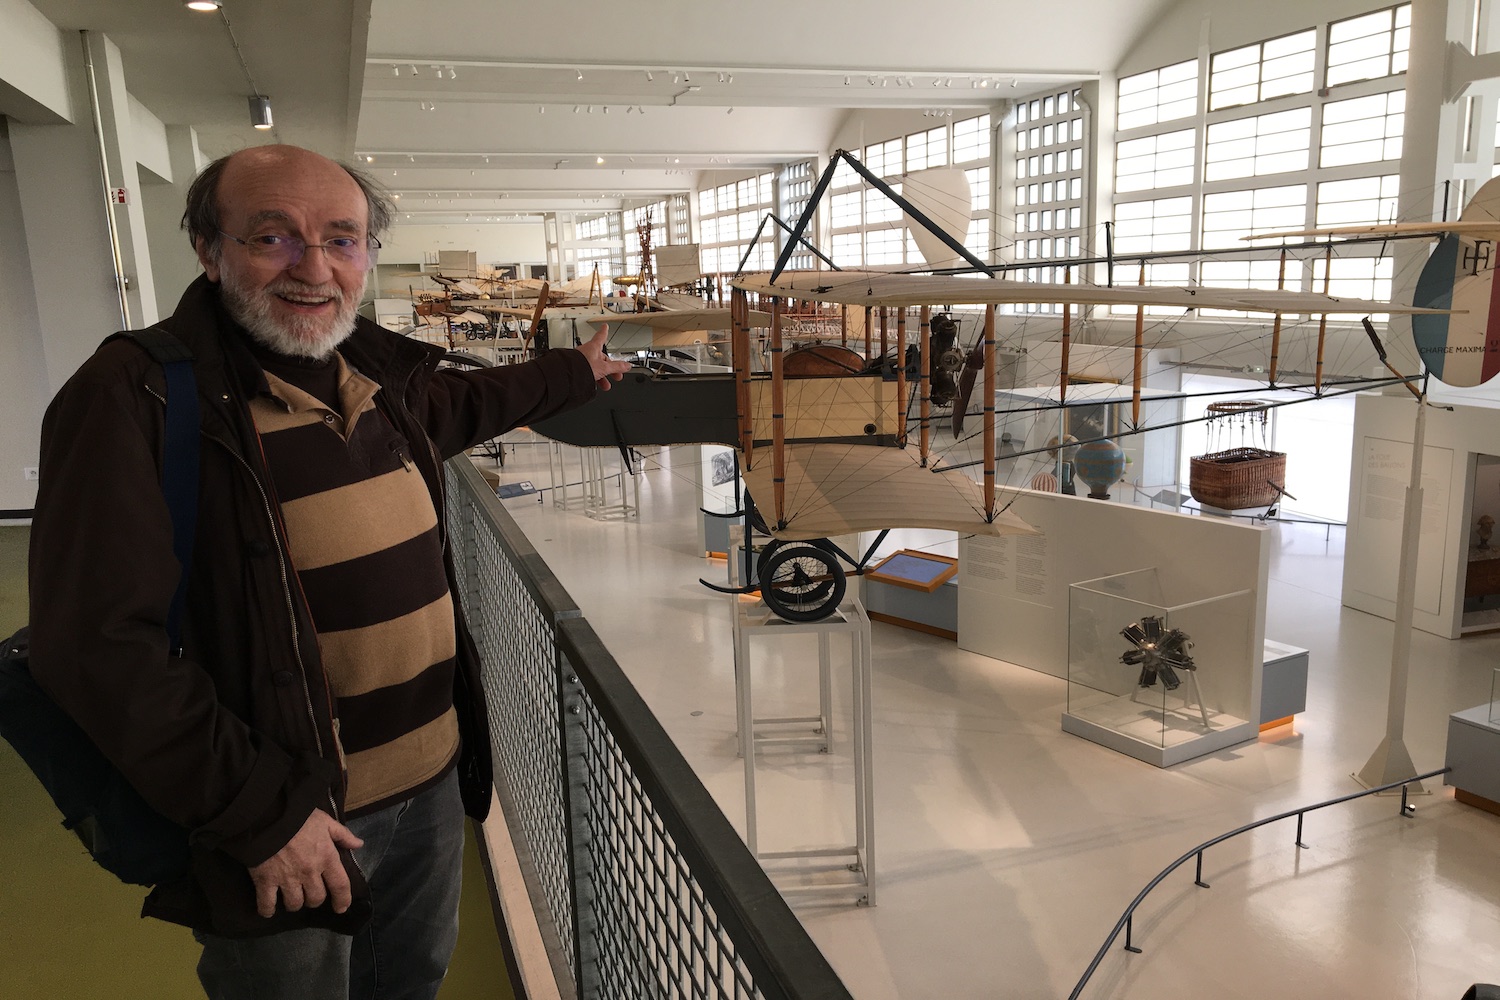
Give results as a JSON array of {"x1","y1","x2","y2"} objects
[{"x1": 0, "y1": 329, "x2": 199, "y2": 886}]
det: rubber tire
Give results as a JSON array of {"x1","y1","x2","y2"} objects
[{"x1": 758, "y1": 544, "x2": 846, "y2": 623}]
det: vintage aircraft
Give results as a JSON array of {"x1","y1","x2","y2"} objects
[{"x1": 526, "y1": 149, "x2": 1453, "y2": 621}]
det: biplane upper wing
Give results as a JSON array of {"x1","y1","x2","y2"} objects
[
  {"x1": 1249, "y1": 174, "x2": 1500, "y2": 243},
  {"x1": 732, "y1": 269, "x2": 1448, "y2": 314},
  {"x1": 1244, "y1": 220, "x2": 1500, "y2": 241},
  {"x1": 741, "y1": 443, "x2": 1036, "y2": 541}
]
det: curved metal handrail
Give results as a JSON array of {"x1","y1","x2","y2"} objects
[{"x1": 1068, "y1": 766, "x2": 1452, "y2": 1000}]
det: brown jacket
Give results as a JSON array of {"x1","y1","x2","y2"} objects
[{"x1": 28, "y1": 275, "x2": 595, "y2": 936}]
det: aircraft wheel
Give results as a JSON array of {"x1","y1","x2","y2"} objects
[{"x1": 758, "y1": 544, "x2": 846, "y2": 623}]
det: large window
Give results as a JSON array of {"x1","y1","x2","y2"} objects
[
  {"x1": 1117, "y1": 59, "x2": 1199, "y2": 131},
  {"x1": 1112, "y1": 4, "x2": 1410, "y2": 306},
  {"x1": 1013, "y1": 91, "x2": 1086, "y2": 310},
  {"x1": 1208, "y1": 30, "x2": 1316, "y2": 111},
  {"x1": 623, "y1": 201, "x2": 667, "y2": 278},
  {"x1": 698, "y1": 173, "x2": 775, "y2": 274},
  {"x1": 1326, "y1": 4, "x2": 1411, "y2": 88},
  {"x1": 826, "y1": 114, "x2": 993, "y2": 270}
]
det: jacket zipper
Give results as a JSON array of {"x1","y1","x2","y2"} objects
[
  {"x1": 148, "y1": 383, "x2": 344, "y2": 818},
  {"x1": 216, "y1": 435, "x2": 346, "y2": 817}
]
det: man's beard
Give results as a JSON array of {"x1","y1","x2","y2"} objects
[{"x1": 219, "y1": 265, "x2": 364, "y2": 361}]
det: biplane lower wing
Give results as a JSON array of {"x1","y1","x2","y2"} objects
[
  {"x1": 528, "y1": 371, "x2": 738, "y2": 448},
  {"x1": 741, "y1": 443, "x2": 1037, "y2": 542}
]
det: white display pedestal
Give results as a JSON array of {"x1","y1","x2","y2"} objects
[
  {"x1": 1063, "y1": 568, "x2": 1259, "y2": 767},
  {"x1": 731, "y1": 597, "x2": 875, "y2": 905},
  {"x1": 546, "y1": 443, "x2": 638, "y2": 520}
]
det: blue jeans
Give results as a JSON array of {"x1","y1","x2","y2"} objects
[{"x1": 196, "y1": 769, "x2": 465, "y2": 1000}]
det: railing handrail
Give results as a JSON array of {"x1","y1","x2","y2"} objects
[
  {"x1": 450, "y1": 458, "x2": 582, "y2": 622},
  {"x1": 556, "y1": 618, "x2": 855, "y2": 1000},
  {"x1": 448, "y1": 456, "x2": 853, "y2": 1000},
  {"x1": 1068, "y1": 766, "x2": 1452, "y2": 1000}
]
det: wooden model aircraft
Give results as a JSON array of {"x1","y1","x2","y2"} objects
[{"x1": 528, "y1": 149, "x2": 1450, "y2": 622}]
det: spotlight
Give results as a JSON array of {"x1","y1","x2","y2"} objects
[
  {"x1": 576, "y1": 69, "x2": 584, "y2": 80},
  {"x1": 596, "y1": 156, "x2": 605, "y2": 164},
  {"x1": 727, "y1": 107, "x2": 734, "y2": 114},
  {"x1": 538, "y1": 105, "x2": 545, "y2": 113},
  {"x1": 391, "y1": 66, "x2": 400, "y2": 77},
  {"x1": 727, "y1": 73, "x2": 733, "y2": 83},
  {"x1": 447, "y1": 67, "x2": 457, "y2": 79},
  {"x1": 248, "y1": 95, "x2": 273, "y2": 130},
  {"x1": 646, "y1": 70, "x2": 654, "y2": 81},
  {"x1": 409, "y1": 64, "x2": 418, "y2": 76},
  {"x1": 844, "y1": 75, "x2": 850, "y2": 86},
  {"x1": 364, "y1": 155, "x2": 374, "y2": 163}
]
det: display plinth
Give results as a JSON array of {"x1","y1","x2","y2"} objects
[
  {"x1": 1064, "y1": 567, "x2": 1258, "y2": 767},
  {"x1": 731, "y1": 597, "x2": 874, "y2": 905},
  {"x1": 1444, "y1": 670, "x2": 1500, "y2": 814},
  {"x1": 1260, "y1": 639, "x2": 1309, "y2": 728}
]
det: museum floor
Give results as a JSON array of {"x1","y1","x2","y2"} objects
[{"x1": 495, "y1": 439, "x2": 1500, "y2": 1000}]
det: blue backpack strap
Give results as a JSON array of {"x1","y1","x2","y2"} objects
[{"x1": 117, "y1": 329, "x2": 199, "y2": 655}]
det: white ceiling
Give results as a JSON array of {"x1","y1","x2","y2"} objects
[{"x1": 23, "y1": 0, "x2": 1181, "y2": 222}]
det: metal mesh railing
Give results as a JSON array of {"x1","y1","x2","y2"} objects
[{"x1": 445, "y1": 457, "x2": 852, "y2": 1000}]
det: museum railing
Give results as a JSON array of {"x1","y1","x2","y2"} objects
[
  {"x1": 1067, "y1": 766, "x2": 1452, "y2": 1000},
  {"x1": 444, "y1": 457, "x2": 853, "y2": 1000}
]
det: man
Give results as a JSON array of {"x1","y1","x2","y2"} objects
[{"x1": 27, "y1": 145, "x2": 630, "y2": 998}]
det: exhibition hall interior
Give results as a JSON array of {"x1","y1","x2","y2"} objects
[{"x1": 3, "y1": 0, "x2": 1500, "y2": 997}]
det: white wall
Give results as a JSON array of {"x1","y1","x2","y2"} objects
[
  {"x1": 129, "y1": 94, "x2": 170, "y2": 183},
  {"x1": 0, "y1": 0, "x2": 72, "y2": 124},
  {"x1": 378, "y1": 223, "x2": 547, "y2": 269},
  {"x1": 1343, "y1": 391, "x2": 1500, "y2": 637},
  {"x1": 959, "y1": 489, "x2": 1270, "y2": 730},
  {"x1": 0, "y1": 126, "x2": 49, "y2": 512}
]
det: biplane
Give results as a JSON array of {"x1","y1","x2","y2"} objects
[{"x1": 528, "y1": 149, "x2": 1459, "y2": 622}]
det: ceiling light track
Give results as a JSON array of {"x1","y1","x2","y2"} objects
[{"x1": 364, "y1": 56, "x2": 1096, "y2": 86}]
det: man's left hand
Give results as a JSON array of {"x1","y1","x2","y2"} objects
[{"x1": 578, "y1": 324, "x2": 632, "y2": 391}]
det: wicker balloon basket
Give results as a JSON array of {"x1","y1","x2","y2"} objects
[{"x1": 1189, "y1": 447, "x2": 1287, "y2": 509}]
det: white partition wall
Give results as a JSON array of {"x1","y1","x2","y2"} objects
[
  {"x1": 958, "y1": 492, "x2": 1271, "y2": 711},
  {"x1": 1343, "y1": 392, "x2": 1500, "y2": 638}
]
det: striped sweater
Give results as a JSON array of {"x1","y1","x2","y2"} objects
[{"x1": 248, "y1": 351, "x2": 458, "y2": 816}]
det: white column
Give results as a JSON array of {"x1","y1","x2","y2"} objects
[
  {"x1": 8, "y1": 30, "x2": 127, "y2": 394},
  {"x1": 1388, "y1": 0, "x2": 1460, "y2": 377},
  {"x1": 82, "y1": 30, "x2": 158, "y2": 328}
]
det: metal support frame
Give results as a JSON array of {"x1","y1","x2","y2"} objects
[{"x1": 732, "y1": 597, "x2": 876, "y2": 906}]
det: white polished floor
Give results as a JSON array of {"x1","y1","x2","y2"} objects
[{"x1": 493, "y1": 438, "x2": 1500, "y2": 1000}]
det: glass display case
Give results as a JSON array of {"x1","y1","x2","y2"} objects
[
  {"x1": 1064, "y1": 567, "x2": 1260, "y2": 766},
  {"x1": 1491, "y1": 667, "x2": 1500, "y2": 726}
]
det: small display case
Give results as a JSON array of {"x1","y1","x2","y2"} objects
[
  {"x1": 864, "y1": 550, "x2": 958, "y2": 592},
  {"x1": 1491, "y1": 667, "x2": 1500, "y2": 726},
  {"x1": 1064, "y1": 567, "x2": 1259, "y2": 766}
]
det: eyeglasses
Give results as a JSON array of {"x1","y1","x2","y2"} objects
[{"x1": 218, "y1": 230, "x2": 381, "y2": 271}]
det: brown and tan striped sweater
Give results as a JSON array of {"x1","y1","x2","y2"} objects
[{"x1": 248, "y1": 350, "x2": 458, "y2": 816}]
